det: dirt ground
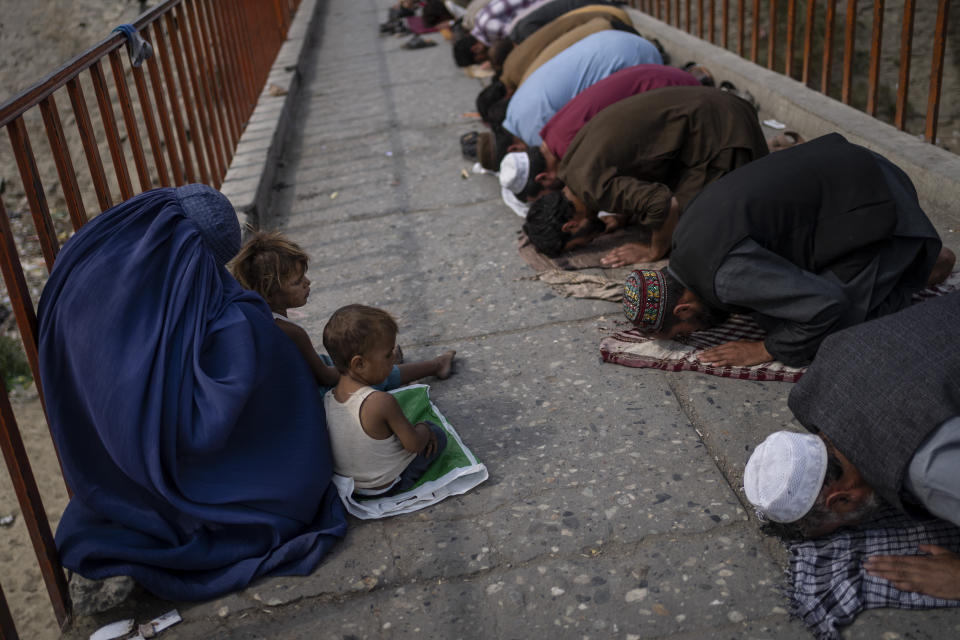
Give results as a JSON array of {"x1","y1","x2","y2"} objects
[{"x1": 0, "y1": 2, "x2": 956, "y2": 639}]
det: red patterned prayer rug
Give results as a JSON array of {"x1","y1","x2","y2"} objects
[{"x1": 600, "y1": 272, "x2": 960, "y2": 382}]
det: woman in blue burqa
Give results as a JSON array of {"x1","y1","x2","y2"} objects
[{"x1": 38, "y1": 184, "x2": 347, "y2": 601}]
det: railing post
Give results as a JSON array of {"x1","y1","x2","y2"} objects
[
  {"x1": 802, "y1": 0, "x2": 816, "y2": 85},
  {"x1": 6, "y1": 119, "x2": 60, "y2": 271},
  {"x1": 894, "y1": 0, "x2": 916, "y2": 130},
  {"x1": 767, "y1": 0, "x2": 778, "y2": 70},
  {"x1": 0, "y1": 368, "x2": 71, "y2": 628},
  {"x1": 924, "y1": 0, "x2": 950, "y2": 143},
  {"x1": 0, "y1": 582, "x2": 20, "y2": 640},
  {"x1": 841, "y1": 0, "x2": 858, "y2": 104},
  {"x1": 866, "y1": 0, "x2": 885, "y2": 116},
  {"x1": 821, "y1": 0, "x2": 836, "y2": 94},
  {"x1": 785, "y1": 0, "x2": 797, "y2": 77}
]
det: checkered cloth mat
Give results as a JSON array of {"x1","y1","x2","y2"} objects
[
  {"x1": 599, "y1": 273, "x2": 960, "y2": 382},
  {"x1": 788, "y1": 507, "x2": 960, "y2": 639}
]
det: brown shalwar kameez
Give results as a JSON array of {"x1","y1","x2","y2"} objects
[{"x1": 557, "y1": 86, "x2": 768, "y2": 229}]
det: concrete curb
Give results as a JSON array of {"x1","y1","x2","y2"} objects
[
  {"x1": 629, "y1": 10, "x2": 960, "y2": 233},
  {"x1": 219, "y1": 0, "x2": 322, "y2": 231}
]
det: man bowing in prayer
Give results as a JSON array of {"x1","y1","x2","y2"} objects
[
  {"x1": 743, "y1": 291, "x2": 960, "y2": 599},
  {"x1": 620, "y1": 133, "x2": 954, "y2": 367},
  {"x1": 522, "y1": 85, "x2": 768, "y2": 264}
]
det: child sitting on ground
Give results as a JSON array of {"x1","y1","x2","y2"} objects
[
  {"x1": 229, "y1": 231, "x2": 454, "y2": 393},
  {"x1": 323, "y1": 304, "x2": 450, "y2": 495}
]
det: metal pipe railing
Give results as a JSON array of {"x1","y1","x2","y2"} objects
[
  {"x1": 631, "y1": 0, "x2": 953, "y2": 146},
  {"x1": 0, "y1": 0, "x2": 299, "y2": 636}
]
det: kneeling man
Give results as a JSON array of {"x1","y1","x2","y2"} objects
[
  {"x1": 621, "y1": 133, "x2": 954, "y2": 367},
  {"x1": 743, "y1": 291, "x2": 960, "y2": 599},
  {"x1": 522, "y1": 85, "x2": 768, "y2": 263}
]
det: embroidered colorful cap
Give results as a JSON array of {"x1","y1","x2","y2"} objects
[
  {"x1": 743, "y1": 431, "x2": 828, "y2": 523},
  {"x1": 622, "y1": 269, "x2": 667, "y2": 332}
]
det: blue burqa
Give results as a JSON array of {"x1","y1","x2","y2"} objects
[{"x1": 37, "y1": 186, "x2": 347, "y2": 601}]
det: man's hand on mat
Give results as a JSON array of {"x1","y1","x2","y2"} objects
[
  {"x1": 864, "y1": 545, "x2": 960, "y2": 599},
  {"x1": 699, "y1": 340, "x2": 773, "y2": 367},
  {"x1": 600, "y1": 242, "x2": 657, "y2": 268}
]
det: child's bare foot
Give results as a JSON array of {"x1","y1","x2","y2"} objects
[{"x1": 435, "y1": 350, "x2": 456, "y2": 379}]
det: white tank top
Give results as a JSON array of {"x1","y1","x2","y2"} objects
[{"x1": 323, "y1": 386, "x2": 417, "y2": 489}]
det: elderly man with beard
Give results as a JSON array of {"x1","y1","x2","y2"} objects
[{"x1": 742, "y1": 291, "x2": 960, "y2": 599}]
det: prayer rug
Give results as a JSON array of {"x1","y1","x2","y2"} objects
[
  {"x1": 787, "y1": 506, "x2": 960, "y2": 640},
  {"x1": 599, "y1": 271, "x2": 960, "y2": 382},
  {"x1": 331, "y1": 384, "x2": 488, "y2": 519},
  {"x1": 517, "y1": 229, "x2": 667, "y2": 300}
]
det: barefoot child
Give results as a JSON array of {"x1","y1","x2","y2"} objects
[
  {"x1": 323, "y1": 304, "x2": 451, "y2": 495},
  {"x1": 229, "y1": 231, "x2": 455, "y2": 392}
]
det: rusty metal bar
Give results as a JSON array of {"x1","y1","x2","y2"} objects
[
  {"x1": 164, "y1": 11, "x2": 210, "y2": 185},
  {"x1": 7, "y1": 120, "x2": 60, "y2": 271},
  {"x1": 686, "y1": 0, "x2": 692, "y2": 32},
  {"x1": 697, "y1": 0, "x2": 704, "y2": 38},
  {"x1": 108, "y1": 51, "x2": 152, "y2": 192},
  {"x1": 738, "y1": 0, "x2": 745, "y2": 56},
  {"x1": 924, "y1": 0, "x2": 950, "y2": 142},
  {"x1": 767, "y1": 0, "x2": 777, "y2": 69},
  {"x1": 0, "y1": 357, "x2": 70, "y2": 627},
  {"x1": 750, "y1": 0, "x2": 759, "y2": 62},
  {"x1": 144, "y1": 27, "x2": 186, "y2": 185},
  {"x1": 90, "y1": 61, "x2": 134, "y2": 201},
  {"x1": 218, "y1": 2, "x2": 256, "y2": 119},
  {"x1": 894, "y1": 0, "x2": 915, "y2": 129},
  {"x1": 176, "y1": 3, "x2": 225, "y2": 182},
  {"x1": 841, "y1": 0, "x2": 858, "y2": 104},
  {"x1": 821, "y1": 0, "x2": 837, "y2": 94},
  {"x1": 785, "y1": 0, "x2": 797, "y2": 77},
  {"x1": 802, "y1": 0, "x2": 816, "y2": 85},
  {"x1": 722, "y1": 0, "x2": 729, "y2": 48},
  {"x1": 66, "y1": 77, "x2": 113, "y2": 212},
  {"x1": 174, "y1": 3, "x2": 224, "y2": 183},
  {"x1": 188, "y1": 0, "x2": 233, "y2": 175},
  {"x1": 131, "y1": 64, "x2": 171, "y2": 187},
  {"x1": 255, "y1": 0, "x2": 277, "y2": 78},
  {"x1": 201, "y1": 0, "x2": 242, "y2": 143},
  {"x1": 866, "y1": 0, "x2": 885, "y2": 116},
  {"x1": 229, "y1": 3, "x2": 258, "y2": 112},
  {"x1": 0, "y1": 200, "x2": 43, "y2": 399},
  {"x1": 39, "y1": 95, "x2": 88, "y2": 230},
  {"x1": 152, "y1": 22, "x2": 197, "y2": 183},
  {"x1": 708, "y1": 0, "x2": 715, "y2": 43},
  {"x1": 0, "y1": 582, "x2": 18, "y2": 640}
]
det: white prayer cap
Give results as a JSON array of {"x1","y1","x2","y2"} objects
[
  {"x1": 743, "y1": 431, "x2": 828, "y2": 523},
  {"x1": 498, "y1": 152, "x2": 530, "y2": 195}
]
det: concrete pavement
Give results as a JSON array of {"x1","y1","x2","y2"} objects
[{"x1": 64, "y1": 1, "x2": 960, "y2": 638}]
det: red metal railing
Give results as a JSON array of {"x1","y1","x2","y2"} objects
[
  {"x1": 0, "y1": 0, "x2": 299, "y2": 636},
  {"x1": 630, "y1": 0, "x2": 953, "y2": 145}
]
